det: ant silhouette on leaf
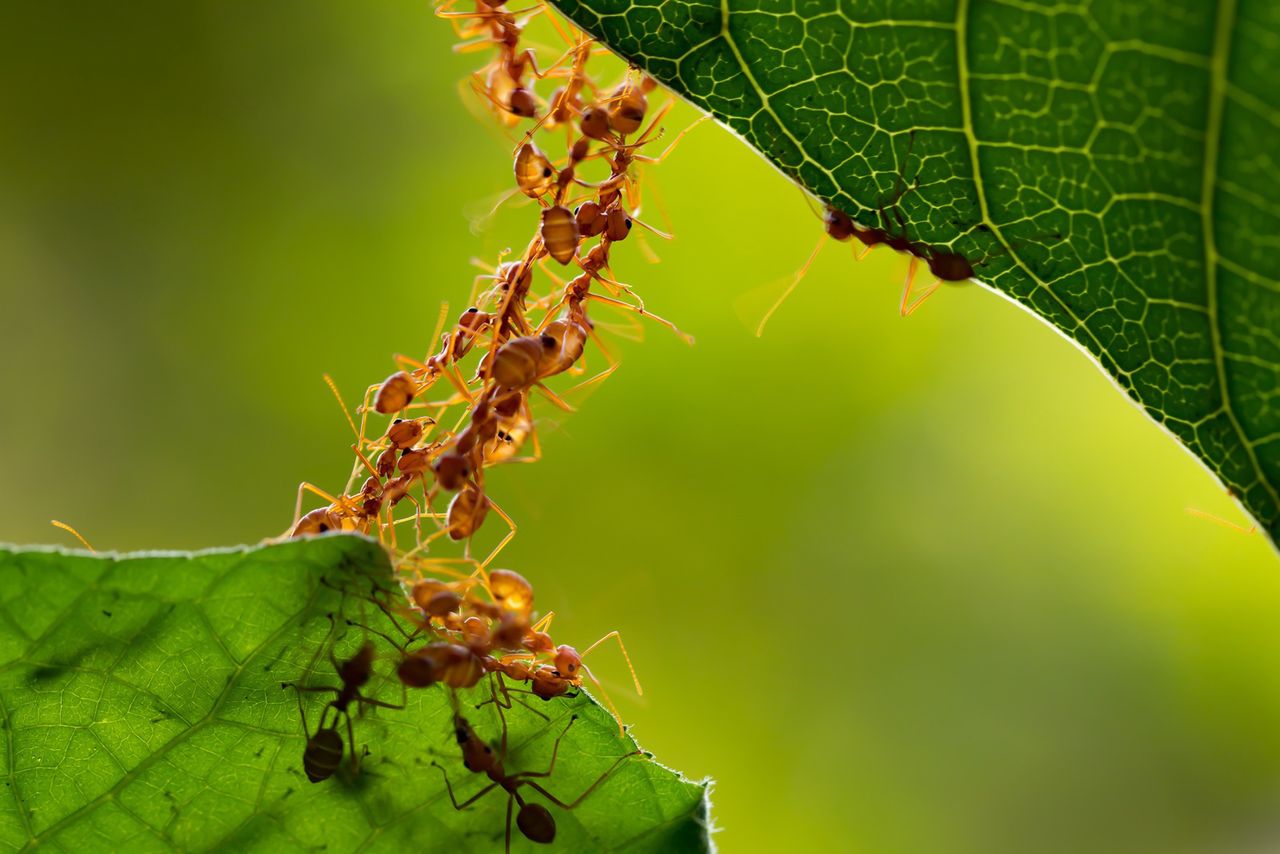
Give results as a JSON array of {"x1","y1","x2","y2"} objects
[{"x1": 755, "y1": 130, "x2": 1063, "y2": 333}]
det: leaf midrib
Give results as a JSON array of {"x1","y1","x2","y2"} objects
[{"x1": 1203, "y1": 0, "x2": 1279, "y2": 512}]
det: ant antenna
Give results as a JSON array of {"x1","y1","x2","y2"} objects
[
  {"x1": 1185, "y1": 507, "x2": 1258, "y2": 535},
  {"x1": 50, "y1": 520, "x2": 95, "y2": 552},
  {"x1": 579, "y1": 630, "x2": 643, "y2": 696}
]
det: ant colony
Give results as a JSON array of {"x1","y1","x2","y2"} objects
[{"x1": 280, "y1": 0, "x2": 679, "y2": 843}]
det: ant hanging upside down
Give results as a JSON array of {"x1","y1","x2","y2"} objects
[{"x1": 756, "y1": 130, "x2": 1064, "y2": 331}]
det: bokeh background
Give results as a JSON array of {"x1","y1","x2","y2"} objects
[{"x1": 4, "y1": 3, "x2": 1280, "y2": 852}]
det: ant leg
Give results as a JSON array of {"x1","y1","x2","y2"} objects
[
  {"x1": 538, "y1": 0, "x2": 576, "y2": 50},
  {"x1": 511, "y1": 715, "x2": 577, "y2": 780},
  {"x1": 560, "y1": 360, "x2": 619, "y2": 399},
  {"x1": 357, "y1": 693, "x2": 406, "y2": 713},
  {"x1": 518, "y1": 750, "x2": 643, "y2": 809},
  {"x1": 903, "y1": 280, "x2": 941, "y2": 317},
  {"x1": 899, "y1": 258, "x2": 940, "y2": 317},
  {"x1": 345, "y1": 710, "x2": 361, "y2": 776},
  {"x1": 1185, "y1": 507, "x2": 1258, "y2": 534},
  {"x1": 532, "y1": 382, "x2": 575, "y2": 412},
  {"x1": 50, "y1": 520, "x2": 94, "y2": 552},
  {"x1": 432, "y1": 763, "x2": 500, "y2": 809},
  {"x1": 536, "y1": 256, "x2": 568, "y2": 288},
  {"x1": 476, "y1": 684, "x2": 551, "y2": 721},
  {"x1": 581, "y1": 667, "x2": 626, "y2": 737},
  {"x1": 479, "y1": 499, "x2": 517, "y2": 569},
  {"x1": 505, "y1": 794, "x2": 515, "y2": 854},
  {"x1": 626, "y1": 99, "x2": 674, "y2": 150},
  {"x1": 346, "y1": 614, "x2": 416, "y2": 652},
  {"x1": 289, "y1": 683, "x2": 315, "y2": 739},
  {"x1": 584, "y1": 293, "x2": 694, "y2": 345},
  {"x1": 288, "y1": 684, "x2": 341, "y2": 697},
  {"x1": 632, "y1": 113, "x2": 711, "y2": 166},
  {"x1": 292, "y1": 482, "x2": 341, "y2": 531},
  {"x1": 491, "y1": 677, "x2": 511, "y2": 758},
  {"x1": 755, "y1": 233, "x2": 828, "y2": 337},
  {"x1": 885, "y1": 129, "x2": 917, "y2": 206},
  {"x1": 530, "y1": 611, "x2": 556, "y2": 634}
]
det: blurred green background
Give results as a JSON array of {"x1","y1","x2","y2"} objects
[{"x1": 3, "y1": 3, "x2": 1280, "y2": 852}]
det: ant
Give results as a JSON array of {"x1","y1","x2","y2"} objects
[
  {"x1": 284, "y1": 617, "x2": 405, "y2": 783},
  {"x1": 433, "y1": 679, "x2": 640, "y2": 852}
]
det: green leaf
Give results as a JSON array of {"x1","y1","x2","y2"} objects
[
  {"x1": 549, "y1": 0, "x2": 1280, "y2": 542},
  {"x1": 0, "y1": 536, "x2": 710, "y2": 852}
]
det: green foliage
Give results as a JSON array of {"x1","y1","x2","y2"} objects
[
  {"x1": 549, "y1": 0, "x2": 1280, "y2": 542},
  {"x1": 0, "y1": 537, "x2": 709, "y2": 852}
]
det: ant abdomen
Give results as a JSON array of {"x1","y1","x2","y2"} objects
[
  {"x1": 517, "y1": 803, "x2": 556, "y2": 843},
  {"x1": 303, "y1": 726, "x2": 343, "y2": 783}
]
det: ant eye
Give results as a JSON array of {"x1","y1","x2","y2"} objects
[
  {"x1": 467, "y1": 307, "x2": 478, "y2": 313},
  {"x1": 542, "y1": 167, "x2": 552, "y2": 177}
]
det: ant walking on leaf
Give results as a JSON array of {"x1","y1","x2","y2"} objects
[
  {"x1": 284, "y1": 614, "x2": 405, "y2": 783},
  {"x1": 434, "y1": 678, "x2": 640, "y2": 852}
]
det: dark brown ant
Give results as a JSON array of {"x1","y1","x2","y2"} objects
[
  {"x1": 433, "y1": 680, "x2": 640, "y2": 852},
  {"x1": 284, "y1": 621, "x2": 405, "y2": 783}
]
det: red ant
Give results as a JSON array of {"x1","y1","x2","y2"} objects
[
  {"x1": 433, "y1": 679, "x2": 640, "y2": 852},
  {"x1": 284, "y1": 618, "x2": 405, "y2": 783}
]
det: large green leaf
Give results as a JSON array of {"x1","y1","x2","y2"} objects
[
  {"x1": 549, "y1": 0, "x2": 1280, "y2": 542},
  {"x1": 0, "y1": 537, "x2": 709, "y2": 852}
]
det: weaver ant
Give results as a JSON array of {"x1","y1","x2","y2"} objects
[
  {"x1": 284, "y1": 617, "x2": 404, "y2": 782},
  {"x1": 434, "y1": 679, "x2": 640, "y2": 852}
]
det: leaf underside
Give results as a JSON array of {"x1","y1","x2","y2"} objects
[
  {"x1": 0, "y1": 536, "x2": 710, "y2": 852},
  {"x1": 550, "y1": 0, "x2": 1280, "y2": 543}
]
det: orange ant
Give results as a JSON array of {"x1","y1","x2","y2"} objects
[
  {"x1": 284, "y1": 618, "x2": 405, "y2": 782},
  {"x1": 433, "y1": 679, "x2": 640, "y2": 852}
]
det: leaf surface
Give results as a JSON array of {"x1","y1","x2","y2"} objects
[
  {"x1": 549, "y1": 0, "x2": 1280, "y2": 541},
  {"x1": 0, "y1": 536, "x2": 709, "y2": 852}
]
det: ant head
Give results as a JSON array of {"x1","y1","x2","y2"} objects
[
  {"x1": 517, "y1": 803, "x2": 557, "y2": 844},
  {"x1": 823, "y1": 207, "x2": 855, "y2": 242},
  {"x1": 424, "y1": 590, "x2": 461, "y2": 618},
  {"x1": 462, "y1": 736, "x2": 495, "y2": 774},
  {"x1": 432, "y1": 452, "x2": 469, "y2": 492},
  {"x1": 339, "y1": 643, "x2": 375, "y2": 687},
  {"x1": 605, "y1": 209, "x2": 632, "y2": 242},
  {"x1": 579, "y1": 107, "x2": 611, "y2": 141},
  {"x1": 531, "y1": 668, "x2": 568, "y2": 700},
  {"x1": 507, "y1": 88, "x2": 537, "y2": 119},
  {"x1": 554, "y1": 645, "x2": 581, "y2": 677},
  {"x1": 926, "y1": 250, "x2": 974, "y2": 282}
]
